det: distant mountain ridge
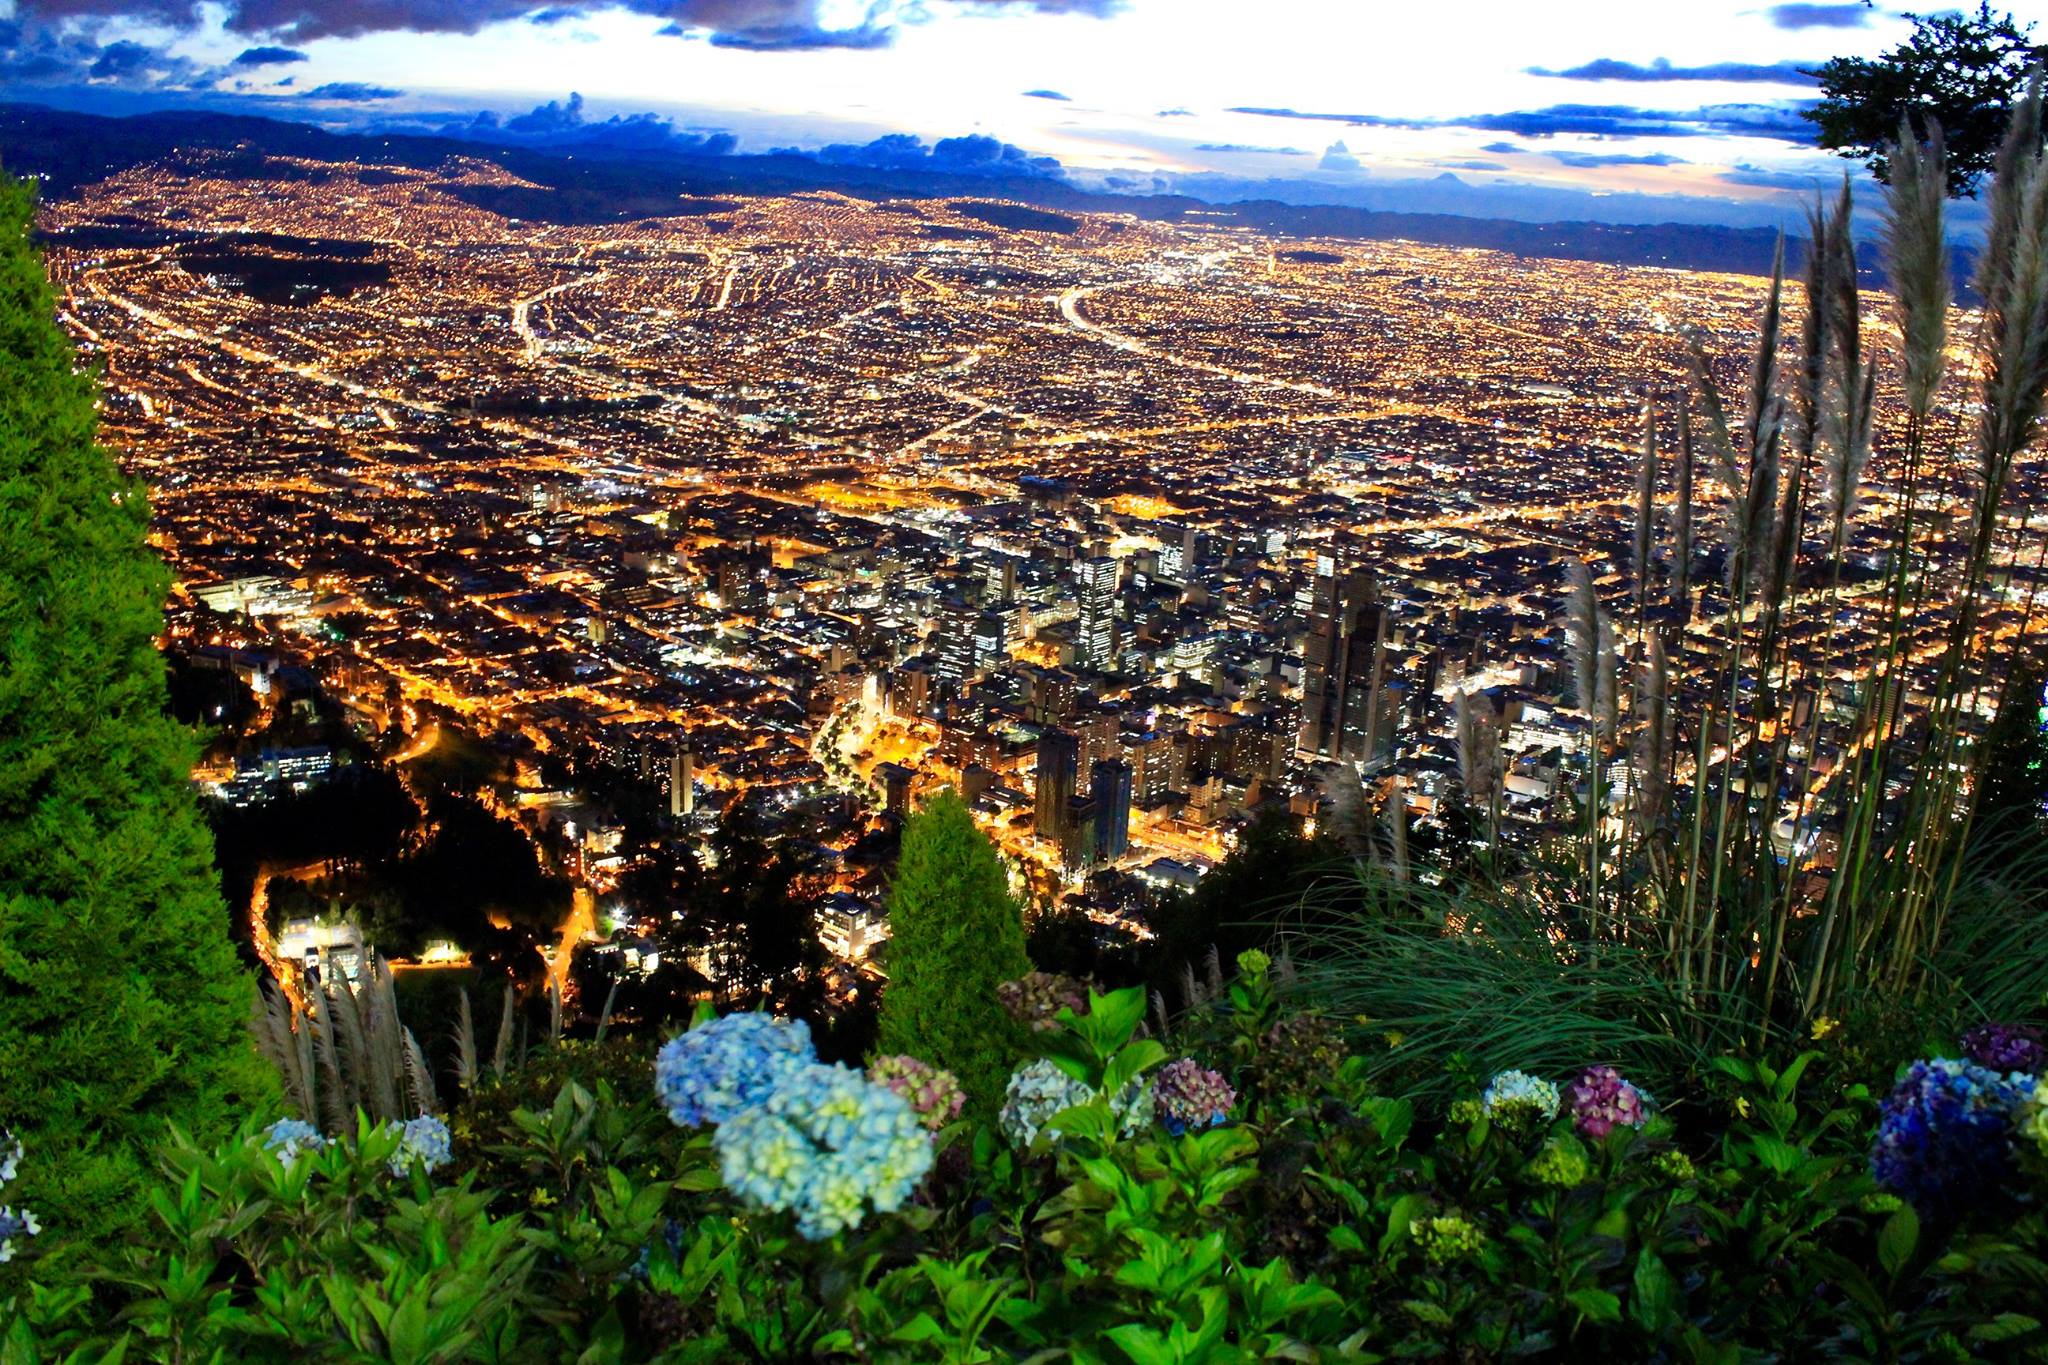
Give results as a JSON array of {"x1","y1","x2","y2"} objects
[{"x1": 1, "y1": 101, "x2": 1804, "y2": 276}]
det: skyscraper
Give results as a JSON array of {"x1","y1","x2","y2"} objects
[
  {"x1": 972, "y1": 610, "x2": 1009, "y2": 674},
  {"x1": 1035, "y1": 727, "x2": 1079, "y2": 843},
  {"x1": 669, "y1": 747, "x2": 695, "y2": 817},
  {"x1": 1298, "y1": 555, "x2": 1387, "y2": 764},
  {"x1": 1075, "y1": 555, "x2": 1118, "y2": 672},
  {"x1": 1090, "y1": 757, "x2": 1133, "y2": 863}
]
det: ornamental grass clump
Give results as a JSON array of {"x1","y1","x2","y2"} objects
[
  {"x1": 1871, "y1": 1058, "x2": 2036, "y2": 1222},
  {"x1": 1152, "y1": 1059, "x2": 1235, "y2": 1136},
  {"x1": 1566, "y1": 1066, "x2": 1648, "y2": 1138},
  {"x1": 655, "y1": 1012, "x2": 816, "y2": 1128},
  {"x1": 866, "y1": 1054, "x2": 966, "y2": 1132},
  {"x1": 712, "y1": 1062, "x2": 932, "y2": 1240}
]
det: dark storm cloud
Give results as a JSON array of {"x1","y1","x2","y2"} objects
[
  {"x1": 1766, "y1": 2, "x2": 1872, "y2": 29},
  {"x1": 232, "y1": 44, "x2": 308, "y2": 65},
  {"x1": 1229, "y1": 101, "x2": 1816, "y2": 143},
  {"x1": 1528, "y1": 57, "x2": 1819, "y2": 84},
  {"x1": 11, "y1": 0, "x2": 1115, "y2": 50}
]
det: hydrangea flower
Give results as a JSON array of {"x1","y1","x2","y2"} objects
[
  {"x1": 713, "y1": 1062, "x2": 932, "y2": 1240},
  {"x1": 999, "y1": 1059, "x2": 1150, "y2": 1149},
  {"x1": 262, "y1": 1118, "x2": 328, "y2": 1164},
  {"x1": 1566, "y1": 1066, "x2": 1648, "y2": 1138},
  {"x1": 387, "y1": 1115, "x2": 453, "y2": 1177},
  {"x1": 2020, "y1": 1085, "x2": 2048, "y2": 1166},
  {"x1": 867, "y1": 1055, "x2": 966, "y2": 1132},
  {"x1": 1526, "y1": 1137, "x2": 1590, "y2": 1188},
  {"x1": 1153, "y1": 1059, "x2": 1236, "y2": 1137},
  {"x1": 0, "y1": 1206, "x2": 37, "y2": 1264},
  {"x1": 996, "y1": 973, "x2": 1091, "y2": 1033},
  {"x1": 1652, "y1": 1149, "x2": 1696, "y2": 1183},
  {"x1": 0, "y1": 1130, "x2": 19, "y2": 1188},
  {"x1": 1961, "y1": 1022, "x2": 2046, "y2": 1076},
  {"x1": 1410, "y1": 1215, "x2": 1486, "y2": 1266},
  {"x1": 1873, "y1": 1058, "x2": 2035, "y2": 1221},
  {"x1": 1482, "y1": 1070, "x2": 1561, "y2": 1133},
  {"x1": 656, "y1": 1012, "x2": 816, "y2": 1128}
]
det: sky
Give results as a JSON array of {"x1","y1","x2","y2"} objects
[{"x1": 4, "y1": 0, "x2": 2045, "y2": 228}]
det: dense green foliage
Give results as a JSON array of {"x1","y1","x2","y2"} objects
[
  {"x1": 1806, "y1": 3, "x2": 2041, "y2": 195},
  {"x1": 875, "y1": 790, "x2": 1031, "y2": 1112},
  {"x1": 7, "y1": 962, "x2": 2048, "y2": 1362},
  {"x1": 0, "y1": 174, "x2": 269, "y2": 1240}
]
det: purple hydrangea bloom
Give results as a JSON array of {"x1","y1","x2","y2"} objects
[
  {"x1": 1871, "y1": 1058, "x2": 2035, "y2": 1222},
  {"x1": 1565, "y1": 1066, "x2": 1647, "y2": 1139},
  {"x1": 1960, "y1": 1022, "x2": 2046, "y2": 1076},
  {"x1": 1153, "y1": 1059, "x2": 1236, "y2": 1137}
]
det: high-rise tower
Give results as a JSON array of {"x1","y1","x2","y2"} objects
[
  {"x1": 1298, "y1": 555, "x2": 1387, "y2": 764},
  {"x1": 1075, "y1": 555, "x2": 1118, "y2": 672}
]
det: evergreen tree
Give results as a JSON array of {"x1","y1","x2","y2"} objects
[
  {"x1": 875, "y1": 789, "x2": 1030, "y2": 1112},
  {"x1": 0, "y1": 175, "x2": 270, "y2": 1239}
]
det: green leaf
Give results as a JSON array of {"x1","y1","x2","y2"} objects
[
  {"x1": 1566, "y1": 1289, "x2": 1622, "y2": 1325},
  {"x1": 1968, "y1": 1313, "x2": 2041, "y2": 1344},
  {"x1": 1104, "y1": 1322, "x2": 1175, "y2": 1365},
  {"x1": 1877, "y1": 1205, "x2": 1920, "y2": 1281},
  {"x1": 1630, "y1": 1250, "x2": 1677, "y2": 1333}
]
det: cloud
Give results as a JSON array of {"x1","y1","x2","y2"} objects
[
  {"x1": 1545, "y1": 149, "x2": 1688, "y2": 168},
  {"x1": 1230, "y1": 101, "x2": 1816, "y2": 142},
  {"x1": 1528, "y1": 57, "x2": 1818, "y2": 84},
  {"x1": 0, "y1": 24, "x2": 206, "y2": 87},
  {"x1": 1022, "y1": 87, "x2": 1069, "y2": 100},
  {"x1": 450, "y1": 91, "x2": 741, "y2": 152},
  {"x1": 302, "y1": 81, "x2": 403, "y2": 99},
  {"x1": 1440, "y1": 159, "x2": 1508, "y2": 171},
  {"x1": 1319, "y1": 139, "x2": 1360, "y2": 172},
  {"x1": 1195, "y1": 142, "x2": 1307, "y2": 155},
  {"x1": 1480, "y1": 140, "x2": 1525, "y2": 154},
  {"x1": 232, "y1": 44, "x2": 308, "y2": 64},
  {"x1": 1157, "y1": 106, "x2": 1193, "y2": 117},
  {"x1": 1765, "y1": 2, "x2": 1871, "y2": 29},
  {"x1": 789, "y1": 130, "x2": 1063, "y2": 178},
  {"x1": 11, "y1": 0, "x2": 1116, "y2": 52}
]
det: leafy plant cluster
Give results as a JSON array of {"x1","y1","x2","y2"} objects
[{"x1": 7, "y1": 954, "x2": 2047, "y2": 1363}]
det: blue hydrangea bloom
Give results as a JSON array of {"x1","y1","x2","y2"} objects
[
  {"x1": 1871, "y1": 1058, "x2": 2035, "y2": 1221},
  {"x1": 0, "y1": 1205, "x2": 37, "y2": 1263},
  {"x1": 656, "y1": 1012, "x2": 816, "y2": 1128},
  {"x1": 261, "y1": 1118, "x2": 327, "y2": 1164},
  {"x1": 387, "y1": 1115, "x2": 453, "y2": 1177},
  {"x1": 713, "y1": 1062, "x2": 933, "y2": 1240}
]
